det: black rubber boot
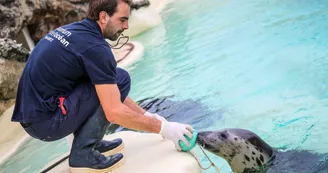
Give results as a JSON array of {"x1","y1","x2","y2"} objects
[
  {"x1": 69, "y1": 106, "x2": 125, "y2": 172},
  {"x1": 95, "y1": 138, "x2": 124, "y2": 156}
]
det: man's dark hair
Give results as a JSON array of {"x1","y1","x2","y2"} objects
[{"x1": 86, "y1": 0, "x2": 132, "y2": 20}]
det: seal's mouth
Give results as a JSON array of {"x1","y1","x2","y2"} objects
[{"x1": 196, "y1": 133, "x2": 214, "y2": 150}]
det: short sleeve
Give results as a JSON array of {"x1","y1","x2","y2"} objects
[{"x1": 81, "y1": 44, "x2": 117, "y2": 84}]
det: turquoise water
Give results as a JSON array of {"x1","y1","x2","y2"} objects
[{"x1": 2, "y1": 0, "x2": 328, "y2": 172}]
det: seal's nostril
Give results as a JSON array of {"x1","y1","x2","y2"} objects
[{"x1": 196, "y1": 135, "x2": 203, "y2": 143}]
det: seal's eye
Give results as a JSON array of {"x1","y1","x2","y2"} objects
[{"x1": 219, "y1": 132, "x2": 228, "y2": 140}]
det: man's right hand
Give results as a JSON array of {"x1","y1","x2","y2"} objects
[{"x1": 159, "y1": 121, "x2": 193, "y2": 151}]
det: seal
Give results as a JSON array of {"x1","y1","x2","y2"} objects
[{"x1": 197, "y1": 128, "x2": 328, "y2": 173}]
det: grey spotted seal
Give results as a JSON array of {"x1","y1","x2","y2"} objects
[{"x1": 197, "y1": 128, "x2": 328, "y2": 173}]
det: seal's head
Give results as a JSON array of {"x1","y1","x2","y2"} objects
[{"x1": 197, "y1": 128, "x2": 274, "y2": 173}]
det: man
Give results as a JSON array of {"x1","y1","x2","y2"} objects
[{"x1": 11, "y1": 0, "x2": 194, "y2": 172}]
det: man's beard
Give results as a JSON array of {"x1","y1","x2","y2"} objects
[
  {"x1": 104, "y1": 22, "x2": 123, "y2": 41},
  {"x1": 105, "y1": 31, "x2": 122, "y2": 41}
]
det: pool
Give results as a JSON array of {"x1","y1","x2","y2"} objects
[{"x1": 1, "y1": 0, "x2": 328, "y2": 172}]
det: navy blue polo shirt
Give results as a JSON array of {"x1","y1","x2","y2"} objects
[{"x1": 12, "y1": 19, "x2": 117, "y2": 123}]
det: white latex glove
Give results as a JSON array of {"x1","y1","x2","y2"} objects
[
  {"x1": 144, "y1": 111, "x2": 168, "y2": 122},
  {"x1": 159, "y1": 121, "x2": 193, "y2": 151}
]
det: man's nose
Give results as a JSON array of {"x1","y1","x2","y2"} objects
[{"x1": 123, "y1": 21, "x2": 129, "y2": 30}]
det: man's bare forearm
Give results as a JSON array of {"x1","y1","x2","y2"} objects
[
  {"x1": 109, "y1": 103, "x2": 161, "y2": 133},
  {"x1": 123, "y1": 96, "x2": 146, "y2": 114},
  {"x1": 95, "y1": 84, "x2": 161, "y2": 133}
]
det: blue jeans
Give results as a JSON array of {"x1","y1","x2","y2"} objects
[{"x1": 22, "y1": 68, "x2": 131, "y2": 142}]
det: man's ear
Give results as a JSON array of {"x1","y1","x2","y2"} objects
[{"x1": 98, "y1": 11, "x2": 109, "y2": 24}]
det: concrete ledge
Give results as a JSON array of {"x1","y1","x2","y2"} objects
[
  {"x1": 0, "y1": 105, "x2": 30, "y2": 165},
  {"x1": 41, "y1": 131, "x2": 201, "y2": 173}
]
